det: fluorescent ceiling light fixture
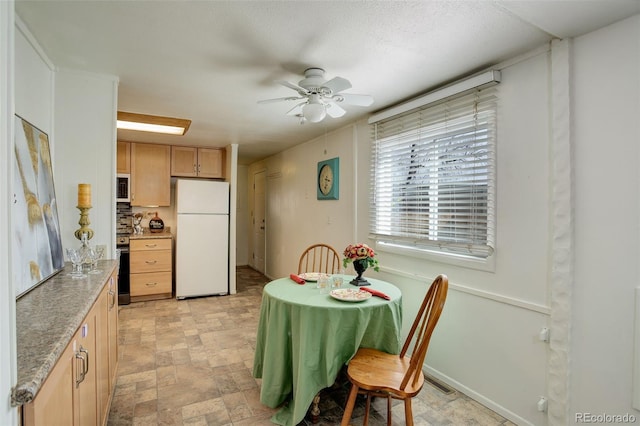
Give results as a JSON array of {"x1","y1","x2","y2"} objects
[{"x1": 117, "y1": 111, "x2": 191, "y2": 135}]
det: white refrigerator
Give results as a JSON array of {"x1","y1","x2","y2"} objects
[{"x1": 176, "y1": 179, "x2": 229, "y2": 299}]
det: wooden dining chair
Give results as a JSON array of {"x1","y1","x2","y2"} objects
[
  {"x1": 340, "y1": 274, "x2": 449, "y2": 426},
  {"x1": 297, "y1": 243, "x2": 341, "y2": 274}
]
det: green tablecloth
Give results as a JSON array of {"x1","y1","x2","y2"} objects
[{"x1": 252, "y1": 276, "x2": 402, "y2": 426}]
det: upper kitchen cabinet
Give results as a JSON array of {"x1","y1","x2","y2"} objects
[
  {"x1": 116, "y1": 141, "x2": 131, "y2": 174},
  {"x1": 171, "y1": 146, "x2": 225, "y2": 179},
  {"x1": 130, "y1": 143, "x2": 171, "y2": 206}
]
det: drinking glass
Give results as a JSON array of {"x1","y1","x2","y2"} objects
[
  {"x1": 89, "y1": 244, "x2": 105, "y2": 274},
  {"x1": 331, "y1": 275, "x2": 343, "y2": 289},
  {"x1": 317, "y1": 275, "x2": 329, "y2": 294},
  {"x1": 66, "y1": 248, "x2": 86, "y2": 278}
]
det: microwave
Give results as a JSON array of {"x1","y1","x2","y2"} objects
[{"x1": 116, "y1": 173, "x2": 130, "y2": 202}]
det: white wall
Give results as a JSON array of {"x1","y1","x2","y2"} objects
[
  {"x1": 236, "y1": 164, "x2": 249, "y2": 265},
  {"x1": 14, "y1": 19, "x2": 53, "y2": 136},
  {"x1": 14, "y1": 18, "x2": 119, "y2": 260},
  {"x1": 252, "y1": 125, "x2": 357, "y2": 279},
  {"x1": 54, "y1": 69, "x2": 118, "y2": 257},
  {"x1": 570, "y1": 14, "x2": 640, "y2": 421},
  {"x1": 0, "y1": 2, "x2": 18, "y2": 424}
]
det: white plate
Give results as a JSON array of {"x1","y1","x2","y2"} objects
[
  {"x1": 330, "y1": 288, "x2": 372, "y2": 302},
  {"x1": 299, "y1": 272, "x2": 329, "y2": 282}
]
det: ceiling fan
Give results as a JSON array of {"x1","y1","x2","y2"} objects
[{"x1": 258, "y1": 67, "x2": 374, "y2": 123}]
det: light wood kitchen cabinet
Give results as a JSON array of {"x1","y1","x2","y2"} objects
[
  {"x1": 21, "y1": 333, "x2": 75, "y2": 425},
  {"x1": 22, "y1": 314, "x2": 97, "y2": 426},
  {"x1": 22, "y1": 272, "x2": 118, "y2": 426},
  {"x1": 130, "y1": 237, "x2": 172, "y2": 301},
  {"x1": 116, "y1": 141, "x2": 131, "y2": 174},
  {"x1": 107, "y1": 275, "x2": 118, "y2": 396},
  {"x1": 130, "y1": 143, "x2": 171, "y2": 206},
  {"x1": 171, "y1": 146, "x2": 224, "y2": 178},
  {"x1": 74, "y1": 310, "x2": 98, "y2": 426},
  {"x1": 96, "y1": 274, "x2": 118, "y2": 426}
]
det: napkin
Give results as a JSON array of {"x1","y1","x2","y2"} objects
[
  {"x1": 290, "y1": 274, "x2": 306, "y2": 284},
  {"x1": 360, "y1": 287, "x2": 390, "y2": 300}
]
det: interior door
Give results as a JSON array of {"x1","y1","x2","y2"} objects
[{"x1": 252, "y1": 170, "x2": 266, "y2": 274}]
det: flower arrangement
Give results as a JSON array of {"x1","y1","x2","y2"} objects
[{"x1": 343, "y1": 243, "x2": 380, "y2": 271}]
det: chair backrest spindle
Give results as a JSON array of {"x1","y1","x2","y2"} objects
[
  {"x1": 398, "y1": 274, "x2": 448, "y2": 390},
  {"x1": 298, "y1": 244, "x2": 341, "y2": 274}
]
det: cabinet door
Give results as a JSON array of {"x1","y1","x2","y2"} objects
[
  {"x1": 117, "y1": 141, "x2": 131, "y2": 174},
  {"x1": 171, "y1": 146, "x2": 198, "y2": 177},
  {"x1": 74, "y1": 313, "x2": 97, "y2": 426},
  {"x1": 22, "y1": 341, "x2": 75, "y2": 425},
  {"x1": 197, "y1": 148, "x2": 224, "y2": 178},
  {"x1": 131, "y1": 143, "x2": 171, "y2": 206},
  {"x1": 108, "y1": 274, "x2": 119, "y2": 391},
  {"x1": 95, "y1": 286, "x2": 110, "y2": 426}
]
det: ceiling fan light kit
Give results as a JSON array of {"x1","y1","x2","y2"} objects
[
  {"x1": 259, "y1": 67, "x2": 374, "y2": 124},
  {"x1": 303, "y1": 102, "x2": 326, "y2": 123}
]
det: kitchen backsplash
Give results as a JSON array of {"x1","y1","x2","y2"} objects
[{"x1": 116, "y1": 202, "x2": 133, "y2": 235}]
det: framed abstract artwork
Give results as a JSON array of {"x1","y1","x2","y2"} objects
[{"x1": 13, "y1": 115, "x2": 64, "y2": 298}]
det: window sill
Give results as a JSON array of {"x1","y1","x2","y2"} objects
[{"x1": 374, "y1": 240, "x2": 496, "y2": 273}]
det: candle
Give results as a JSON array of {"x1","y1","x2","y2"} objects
[{"x1": 78, "y1": 183, "x2": 91, "y2": 207}]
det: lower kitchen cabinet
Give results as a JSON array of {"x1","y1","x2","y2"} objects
[
  {"x1": 22, "y1": 271, "x2": 118, "y2": 426},
  {"x1": 21, "y1": 333, "x2": 75, "y2": 425},
  {"x1": 107, "y1": 275, "x2": 118, "y2": 397},
  {"x1": 96, "y1": 274, "x2": 118, "y2": 425},
  {"x1": 130, "y1": 236, "x2": 173, "y2": 301}
]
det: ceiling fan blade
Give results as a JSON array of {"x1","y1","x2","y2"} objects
[
  {"x1": 276, "y1": 80, "x2": 310, "y2": 96},
  {"x1": 325, "y1": 101, "x2": 346, "y2": 118},
  {"x1": 257, "y1": 96, "x2": 304, "y2": 104},
  {"x1": 322, "y1": 76, "x2": 352, "y2": 94},
  {"x1": 332, "y1": 93, "x2": 374, "y2": 107},
  {"x1": 286, "y1": 102, "x2": 306, "y2": 116}
]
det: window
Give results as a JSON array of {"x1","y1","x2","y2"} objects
[{"x1": 370, "y1": 87, "x2": 497, "y2": 259}]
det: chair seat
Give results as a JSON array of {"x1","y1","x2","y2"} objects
[
  {"x1": 341, "y1": 274, "x2": 448, "y2": 426},
  {"x1": 347, "y1": 347, "x2": 425, "y2": 398}
]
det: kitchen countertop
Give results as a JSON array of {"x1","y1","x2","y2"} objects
[
  {"x1": 11, "y1": 260, "x2": 118, "y2": 406},
  {"x1": 129, "y1": 228, "x2": 172, "y2": 239}
]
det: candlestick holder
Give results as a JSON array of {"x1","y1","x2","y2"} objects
[{"x1": 74, "y1": 205, "x2": 94, "y2": 241}]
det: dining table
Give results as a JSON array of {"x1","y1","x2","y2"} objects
[{"x1": 252, "y1": 274, "x2": 403, "y2": 426}]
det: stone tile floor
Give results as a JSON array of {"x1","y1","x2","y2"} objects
[{"x1": 108, "y1": 266, "x2": 515, "y2": 425}]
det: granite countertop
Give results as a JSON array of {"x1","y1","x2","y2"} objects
[
  {"x1": 11, "y1": 260, "x2": 118, "y2": 406},
  {"x1": 129, "y1": 228, "x2": 173, "y2": 240}
]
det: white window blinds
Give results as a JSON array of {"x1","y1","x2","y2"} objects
[{"x1": 370, "y1": 88, "x2": 497, "y2": 258}]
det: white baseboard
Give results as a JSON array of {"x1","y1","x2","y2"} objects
[{"x1": 423, "y1": 366, "x2": 533, "y2": 426}]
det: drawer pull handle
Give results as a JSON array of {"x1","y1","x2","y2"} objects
[
  {"x1": 146, "y1": 282, "x2": 157, "y2": 287},
  {"x1": 145, "y1": 260, "x2": 157, "y2": 264},
  {"x1": 145, "y1": 243, "x2": 157, "y2": 248}
]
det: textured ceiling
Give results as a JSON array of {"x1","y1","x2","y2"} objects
[{"x1": 15, "y1": 1, "x2": 639, "y2": 164}]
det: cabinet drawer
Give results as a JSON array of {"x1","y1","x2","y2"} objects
[
  {"x1": 130, "y1": 272, "x2": 172, "y2": 296},
  {"x1": 130, "y1": 250, "x2": 171, "y2": 273},
  {"x1": 130, "y1": 238, "x2": 171, "y2": 251}
]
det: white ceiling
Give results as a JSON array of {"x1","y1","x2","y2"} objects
[{"x1": 15, "y1": 1, "x2": 639, "y2": 164}]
